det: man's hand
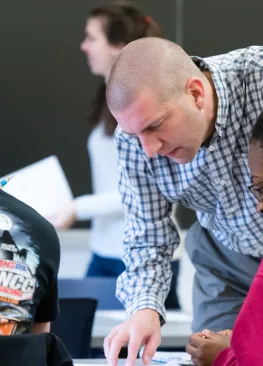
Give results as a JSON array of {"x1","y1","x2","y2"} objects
[
  {"x1": 186, "y1": 329, "x2": 232, "y2": 366},
  {"x1": 104, "y1": 309, "x2": 161, "y2": 366}
]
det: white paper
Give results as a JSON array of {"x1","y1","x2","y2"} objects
[
  {"x1": 152, "y1": 352, "x2": 194, "y2": 365},
  {"x1": 74, "y1": 358, "x2": 194, "y2": 366},
  {"x1": 96, "y1": 310, "x2": 192, "y2": 323},
  {"x1": 1, "y1": 156, "x2": 73, "y2": 217}
]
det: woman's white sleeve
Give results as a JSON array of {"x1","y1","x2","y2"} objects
[{"x1": 75, "y1": 190, "x2": 123, "y2": 221}]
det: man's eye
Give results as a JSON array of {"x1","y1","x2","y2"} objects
[{"x1": 151, "y1": 121, "x2": 163, "y2": 130}]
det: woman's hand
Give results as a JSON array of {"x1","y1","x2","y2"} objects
[{"x1": 46, "y1": 201, "x2": 77, "y2": 229}]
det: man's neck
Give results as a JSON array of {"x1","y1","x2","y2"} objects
[{"x1": 202, "y1": 71, "x2": 218, "y2": 145}]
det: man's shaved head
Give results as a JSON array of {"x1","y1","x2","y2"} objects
[{"x1": 106, "y1": 37, "x2": 204, "y2": 113}]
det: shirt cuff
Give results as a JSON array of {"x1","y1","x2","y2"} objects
[
  {"x1": 212, "y1": 348, "x2": 236, "y2": 366},
  {"x1": 125, "y1": 293, "x2": 166, "y2": 326}
]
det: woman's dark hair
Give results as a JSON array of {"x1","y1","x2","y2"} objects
[
  {"x1": 251, "y1": 111, "x2": 263, "y2": 148},
  {"x1": 88, "y1": 1, "x2": 163, "y2": 136}
]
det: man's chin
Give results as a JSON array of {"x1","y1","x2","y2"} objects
[
  {"x1": 166, "y1": 147, "x2": 196, "y2": 164},
  {"x1": 172, "y1": 153, "x2": 195, "y2": 164},
  {"x1": 173, "y1": 157, "x2": 190, "y2": 164}
]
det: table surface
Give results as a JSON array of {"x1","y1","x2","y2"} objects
[
  {"x1": 74, "y1": 359, "x2": 161, "y2": 365},
  {"x1": 91, "y1": 310, "x2": 192, "y2": 348}
]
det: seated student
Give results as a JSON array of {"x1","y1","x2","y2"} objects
[
  {"x1": 186, "y1": 111, "x2": 263, "y2": 365},
  {"x1": 0, "y1": 186, "x2": 60, "y2": 335}
]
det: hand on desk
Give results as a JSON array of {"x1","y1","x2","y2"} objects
[
  {"x1": 104, "y1": 309, "x2": 161, "y2": 366},
  {"x1": 186, "y1": 329, "x2": 232, "y2": 366},
  {"x1": 46, "y1": 202, "x2": 76, "y2": 229}
]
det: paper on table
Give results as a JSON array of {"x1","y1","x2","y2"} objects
[
  {"x1": 166, "y1": 356, "x2": 194, "y2": 365},
  {"x1": 152, "y1": 352, "x2": 194, "y2": 365},
  {"x1": 1, "y1": 156, "x2": 73, "y2": 217}
]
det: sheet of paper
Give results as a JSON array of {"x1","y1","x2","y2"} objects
[
  {"x1": 96, "y1": 310, "x2": 192, "y2": 323},
  {"x1": 1, "y1": 155, "x2": 73, "y2": 217},
  {"x1": 152, "y1": 352, "x2": 194, "y2": 365},
  {"x1": 73, "y1": 359, "x2": 194, "y2": 366}
]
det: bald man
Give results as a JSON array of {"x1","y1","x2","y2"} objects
[{"x1": 103, "y1": 38, "x2": 263, "y2": 366}]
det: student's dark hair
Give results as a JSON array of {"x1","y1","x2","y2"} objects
[
  {"x1": 88, "y1": 1, "x2": 163, "y2": 136},
  {"x1": 251, "y1": 111, "x2": 263, "y2": 148}
]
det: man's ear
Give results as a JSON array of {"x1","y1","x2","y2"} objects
[{"x1": 185, "y1": 77, "x2": 205, "y2": 110}]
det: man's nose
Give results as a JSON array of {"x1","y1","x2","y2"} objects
[
  {"x1": 257, "y1": 201, "x2": 263, "y2": 213},
  {"x1": 138, "y1": 133, "x2": 162, "y2": 158}
]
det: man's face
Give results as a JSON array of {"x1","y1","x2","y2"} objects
[
  {"x1": 114, "y1": 88, "x2": 208, "y2": 164},
  {"x1": 248, "y1": 140, "x2": 263, "y2": 212}
]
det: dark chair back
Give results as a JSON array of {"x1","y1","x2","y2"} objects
[
  {"x1": 0, "y1": 332, "x2": 73, "y2": 366},
  {"x1": 58, "y1": 278, "x2": 124, "y2": 310},
  {"x1": 51, "y1": 297, "x2": 97, "y2": 359}
]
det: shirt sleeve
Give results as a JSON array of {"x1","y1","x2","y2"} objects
[
  {"x1": 34, "y1": 279, "x2": 59, "y2": 323},
  {"x1": 115, "y1": 130, "x2": 180, "y2": 322},
  {"x1": 213, "y1": 348, "x2": 237, "y2": 366},
  {"x1": 213, "y1": 259, "x2": 263, "y2": 366},
  {"x1": 229, "y1": 259, "x2": 263, "y2": 365},
  {"x1": 34, "y1": 221, "x2": 60, "y2": 323},
  {"x1": 75, "y1": 190, "x2": 123, "y2": 221}
]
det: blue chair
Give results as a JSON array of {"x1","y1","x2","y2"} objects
[{"x1": 57, "y1": 278, "x2": 124, "y2": 310}]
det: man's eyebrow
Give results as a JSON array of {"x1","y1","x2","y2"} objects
[
  {"x1": 145, "y1": 118, "x2": 163, "y2": 128},
  {"x1": 139, "y1": 117, "x2": 164, "y2": 133},
  {"x1": 123, "y1": 117, "x2": 164, "y2": 136}
]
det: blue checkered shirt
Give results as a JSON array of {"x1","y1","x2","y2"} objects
[{"x1": 115, "y1": 46, "x2": 263, "y2": 321}]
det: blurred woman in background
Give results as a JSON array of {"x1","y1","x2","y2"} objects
[{"x1": 50, "y1": 1, "x2": 163, "y2": 278}]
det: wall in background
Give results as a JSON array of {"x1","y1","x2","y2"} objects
[
  {"x1": 1, "y1": 0, "x2": 262, "y2": 228},
  {"x1": 0, "y1": 1, "x2": 176, "y2": 213},
  {"x1": 183, "y1": 0, "x2": 263, "y2": 56}
]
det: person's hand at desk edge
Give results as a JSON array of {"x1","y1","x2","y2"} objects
[
  {"x1": 186, "y1": 329, "x2": 232, "y2": 365},
  {"x1": 104, "y1": 308, "x2": 161, "y2": 366}
]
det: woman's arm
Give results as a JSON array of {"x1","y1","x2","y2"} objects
[{"x1": 75, "y1": 190, "x2": 123, "y2": 220}]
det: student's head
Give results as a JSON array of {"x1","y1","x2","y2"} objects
[
  {"x1": 248, "y1": 112, "x2": 263, "y2": 213},
  {"x1": 107, "y1": 37, "x2": 217, "y2": 163},
  {"x1": 81, "y1": 1, "x2": 162, "y2": 79}
]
